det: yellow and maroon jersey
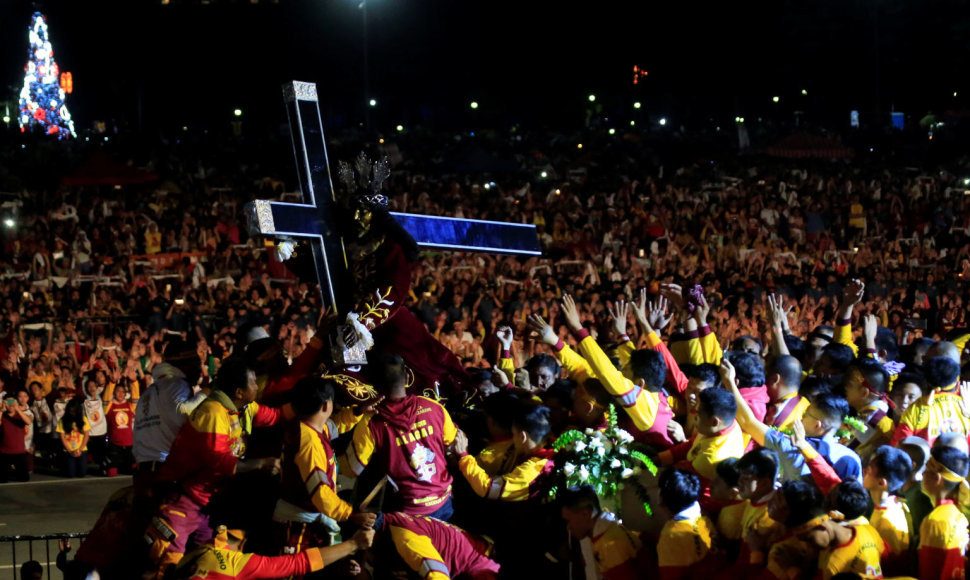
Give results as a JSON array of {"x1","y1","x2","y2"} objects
[
  {"x1": 474, "y1": 439, "x2": 516, "y2": 476},
  {"x1": 384, "y1": 512, "x2": 499, "y2": 580},
  {"x1": 819, "y1": 523, "x2": 888, "y2": 580},
  {"x1": 345, "y1": 395, "x2": 456, "y2": 515},
  {"x1": 717, "y1": 500, "x2": 747, "y2": 542},
  {"x1": 176, "y1": 544, "x2": 324, "y2": 579},
  {"x1": 918, "y1": 501, "x2": 969, "y2": 580},
  {"x1": 891, "y1": 389, "x2": 970, "y2": 447},
  {"x1": 591, "y1": 516, "x2": 646, "y2": 580},
  {"x1": 280, "y1": 409, "x2": 361, "y2": 521},
  {"x1": 658, "y1": 515, "x2": 714, "y2": 580},
  {"x1": 870, "y1": 496, "x2": 912, "y2": 559},
  {"x1": 659, "y1": 421, "x2": 746, "y2": 482},
  {"x1": 158, "y1": 391, "x2": 281, "y2": 506},
  {"x1": 457, "y1": 448, "x2": 555, "y2": 501},
  {"x1": 573, "y1": 331, "x2": 674, "y2": 449}
]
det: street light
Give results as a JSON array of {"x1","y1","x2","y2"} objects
[
  {"x1": 659, "y1": 118, "x2": 667, "y2": 126},
  {"x1": 233, "y1": 109, "x2": 242, "y2": 117},
  {"x1": 396, "y1": 125, "x2": 404, "y2": 132},
  {"x1": 369, "y1": 99, "x2": 377, "y2": 107},
  {"x1": 588, "y1": 94, "x2": 596, "y2": 102},
  {"x1": 608, "y1": 128, "x2": 616, "y2": 135},
  {"x1": 801, "y1": 89, "x2": 808, "y2": 96},
  {"x1": 633, "y1": 102, "x2": 642, "y2": 109},
  {"x1": 772, "y1": 96, "x2": 780, "y2": 103},
  {"x1": 470, "y1": 101, "x2": 479, "y2": 109}
]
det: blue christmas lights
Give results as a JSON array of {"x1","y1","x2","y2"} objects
[{"x1": 18, "y1": 12, "x2": 76, "y2": 139}]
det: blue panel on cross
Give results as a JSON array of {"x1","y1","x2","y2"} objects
[{"x1": 390, "y1": 213, "x2": 542, "y2": 256}]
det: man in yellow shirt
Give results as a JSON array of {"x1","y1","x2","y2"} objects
[
  {"x1": 864, "y1": 445, "x2": 914, "y2": 576},
  {"x1": 657, "y1": 467, "x2": 717, "y2": 580},
  {"x1": 561, "y1": 484, "x2": 646, "y2": 580},
  {"x1": 658, "y1": 387, "x2": 745, "y2": 487}
]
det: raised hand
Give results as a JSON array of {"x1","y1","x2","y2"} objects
[
  {"x1": 648, "y1": 297, "x2": 673, "y2": 331},
  {"x1": 608, "y1": 300, "x2": 630, "y2": 337},
  {"x1": 841, "y1": 279, "x2": 866, "y2": 310},
  {"x1": 496, "y1": 326, "x2": 514, "y2": 350},
  {"x1": 526, "y1": 313, "x2": 558, "y2": 346},
  {"x1": 633, "y1": 288, "x2": 649, "y2": 325},
  {"x1": 862, "y1": 313, "x2": 878, "y2": 348},
  {"x1": 561, "y1": 294, "x2": 583, "y2": 332},
  {"x1": 719, "y1": 358, "x2": 738, "y2": 391},
  {"x1": 692, "y1": 293, "x2": 710, "y2": 326},
  {"x1": 766, "y1": 293, "x2": 791, "y2": 333},
  {"x1": 659, "y1": 283, "x2": 687, "y2": 313}
]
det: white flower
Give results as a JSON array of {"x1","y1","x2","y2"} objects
[
  {"x1": 616, "y1": 429, "x2": 635, "y2": 444},
  {"x1": 572, "y1": 441, "x2": 587, "y2": 453},
  {"x1": 621, "y1": 468, "x2": 634, "y2": 479},
  {"x1": 563, "y1": 462, "x2": 576, "y2": 476},
  {"x1": 578, "y1": 465, "x2": 590, "y2": 481},
  {"x1": 584, "y1": 428, "x2": 595, "y2": 435},
  {"x1": 618, "y1": 446, "x2": 629, "y2": 455},
  {"x1": 610, "y1": 459, "x2": 622, "y2": 469},
  {"x1": 596, "y1": 447, "x2": 606, "y2": 457},
  {"x1": 588, "y1": 438, "x2": 603, "y2": 449}
]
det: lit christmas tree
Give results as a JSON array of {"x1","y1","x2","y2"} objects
[{"x1": 18, "y1": 12, "x2": 76, "y2": 139}]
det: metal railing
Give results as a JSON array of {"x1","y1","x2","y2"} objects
[{"x1": 0, "y1": 533, "x2": 87, "y2": 580}]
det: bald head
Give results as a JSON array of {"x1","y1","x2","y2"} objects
[
  {"x1": 926, "y1": 341, "x2": 960, "y2": 365},
  {"x1": 933, "y1": 432, "x2": 970, "y2": 456}
]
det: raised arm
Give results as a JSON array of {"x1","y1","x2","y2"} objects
[
  {"x1": 719, "y1": 358, "x2": 768, "y2": 446},
  {"x1": 766, "y1": 293, "x2": 791, "y2": 357},
  {"x1": 835, "y1": 279, "x2": 864, "y2": 356}
]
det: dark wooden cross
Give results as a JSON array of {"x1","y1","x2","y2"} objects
[{"x1": 246, "y1": 80, "x2": 541, "y2": 319}]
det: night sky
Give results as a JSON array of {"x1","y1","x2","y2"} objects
[{"x1": 1, "y1": 0, "x2": 968, "y2": 133}]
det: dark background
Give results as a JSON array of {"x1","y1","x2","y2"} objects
[{"x1": 1, "y1": 0, "x2": 969, "y2": 134}]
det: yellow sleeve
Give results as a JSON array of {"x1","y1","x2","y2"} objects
[
  {"x1": 83, "y1": 416, "x2": 91, "y2": 432},
  {"x1": 130, "y1": 380, "x2": 140, "y2": 401},
  {"x1": 834, "y1": 320, "x2": 860, "y2": 357},
  {"x1": 296, "y1": 426, "x2": 353, "y2": 521},
  {"x1": 102, "y1": 383, "x2": 114, "y2": 403},
  {"x1": 328, "y1": 407, "x2": 363, "y2": 436},
  {"x1": 557, "y1": 343, "x2": 593, "y2": 383},
  {"x1": 499, "y1": 355, "x2": 516, "y2": 386},
  {"x1": 343, "y1": 414, "x2": 376, "y2": 477},
  {"x1": 389, "y1": 525, "x2": 451, "y2": 580},
  {"x1": 617, "y1": 340, "x2": 635, "y2": 374},
  {"x1": 441, "y1": 407, "x2": 457, "y2": 446},
  {"x1": 700, "y1": 331, "x2": 723, "y2": 365},
  {"x1": 576, "y1": 335, "x2": 658, "y2": 431},
  {"x1": 458, "y1": 455, "x2": 548, "y2": 501}
]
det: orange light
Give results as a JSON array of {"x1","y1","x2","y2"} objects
[{"x1": 60, "y1": 72, "x2": 73, "y2": 94}]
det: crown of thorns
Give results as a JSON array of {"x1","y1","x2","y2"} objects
[{"x1": 337, "y1": 152, "x2": 390, "y2": 209}]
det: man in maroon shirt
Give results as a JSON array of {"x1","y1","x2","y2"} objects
[{"x1": 0, "y1": 391, "x2": 33, "y2": 482}]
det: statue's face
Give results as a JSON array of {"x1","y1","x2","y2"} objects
[{"x1": 354, "y1": 206, "x2": 373, "y2": 236}]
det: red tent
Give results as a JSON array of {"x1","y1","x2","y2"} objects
[
  {"x1": 764, "y1": 133, "x2": 854, "y2": 159},
  {"x1": 61, "y1": 151, "x2": 159, "y2": 186}
]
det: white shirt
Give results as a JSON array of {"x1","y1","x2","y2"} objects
[
  {"x1": 84, "y1": 397, "x2": 107, "y2": 436},
  {"x1": 132, "y1": 363, "x2": 206, "y2": 463}
]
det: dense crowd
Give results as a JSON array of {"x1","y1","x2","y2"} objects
[{"x1": 1, "y1": 130, "x2": 970, "y2": 579}]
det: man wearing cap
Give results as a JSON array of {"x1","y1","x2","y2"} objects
[
  {"x1": 133, "y1": 338, "x2": 206, "y2": 493},
  {"x1": 173, "y1": 524, "x2": 373, "y2": 579}
]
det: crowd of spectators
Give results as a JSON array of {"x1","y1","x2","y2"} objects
[{"x1": 1, "y1": 129, "x2": 970, "y2": 482}]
